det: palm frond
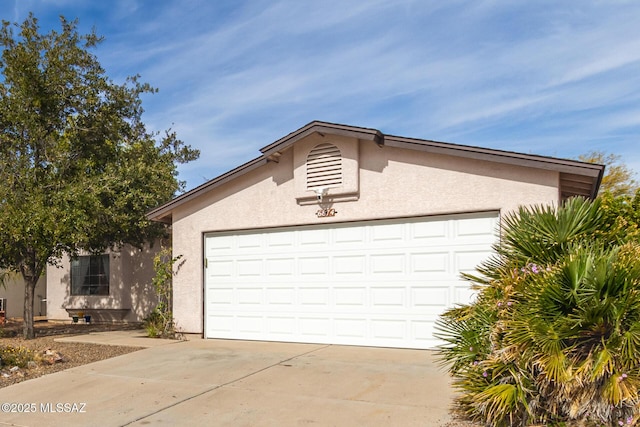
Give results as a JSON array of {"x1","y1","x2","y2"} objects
[
  {"x1": 435, "y1": 195, "x2": 640, "y2": 426},
  {"x1": 473, "y1": 383, "x2": 529, "y2": 426}
]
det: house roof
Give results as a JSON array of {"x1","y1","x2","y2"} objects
[{"x1": 148, "y1": 121, "x2": 605, "y2": 223}]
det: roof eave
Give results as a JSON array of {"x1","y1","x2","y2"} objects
[
  {"x1": 147, "y1": 156, "x2": 268, "y2": 222},
  {"x1": 384, "y1": 135, "x2": 604, "y2": 200},
  {"x1": 147, "y1": 122, "x2": 606, "y2": 223},
  {"x1": 384, "y1": 135, "x2": 603, "y2": 177},
  {"x1": 260, "y1": 121, "x2": 383, "y2": 159}
]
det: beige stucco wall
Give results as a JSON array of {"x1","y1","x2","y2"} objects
[
  {"x1": 170, "y1": 135, "x2": 561, "y2": 334},
  {"x1": 0, "y1": 272, "x2": 47, "y2": 319},
  {"x1": 45, "y1": 244, "x2": 160, "y2": 323}
]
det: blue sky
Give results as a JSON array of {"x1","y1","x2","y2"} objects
[{"x1": 2, "y1": 1, "x2": 640, "y2": 191}]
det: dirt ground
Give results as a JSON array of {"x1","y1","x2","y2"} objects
[{"x1": 0, "y1": 319, "x2": 144, "y2": 389}]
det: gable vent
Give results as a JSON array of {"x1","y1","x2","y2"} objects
[{"x1": 306, "y1": 143, "x2": 342, "y2": 189}]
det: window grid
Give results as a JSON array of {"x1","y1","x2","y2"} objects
[{"x1": 71, "y1": 254, "x2": 110, "y2": 296}]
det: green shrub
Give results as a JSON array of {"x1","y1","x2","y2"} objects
[
  {"x1": 143, "y1": 308, "x2": 172, "y2": 338},
  {"x1": 437, "y1": 197, "x2": 640, "y2": 426},
  {"x1": 0, "y1": 345, "x2": 35, "y2": 368},
  {"x1": 144, "y1": 246, "x2": 182, "y2": 339}
]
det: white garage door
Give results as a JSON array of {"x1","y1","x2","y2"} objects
[{"x1": 204, "y1": 213, "x2": 498, "y2": 349}]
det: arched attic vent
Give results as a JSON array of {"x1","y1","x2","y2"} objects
[{"x1": 306, "y1": 143, "x2": 343, "y2": 190}]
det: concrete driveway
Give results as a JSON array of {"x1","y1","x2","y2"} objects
[{"x1": 0, "y1": 335, "x2": 456, "y2": 426}]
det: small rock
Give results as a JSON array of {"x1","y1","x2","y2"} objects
[
  {"x1": 9, "y1": 366, "x2": 19, "y2": 372},
  {"x1": 27, "y1": 361, "x2": 38, "y2": 369},
  {"x1": 42, "y1": 348, "x2": 64, "y2": 364}
]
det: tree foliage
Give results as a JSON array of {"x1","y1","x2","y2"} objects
[
  {"x1": 437, "y1": 197, "x2": 640, "y2": 426},
  {"x1": 0, "y1": 14, "x2": 199, "y2": 338},
  {"x1": 580, "y1": 151, "x2": 638, "y2": 197},
  {"x1": 598, "y1": 189, "x2": 640, "y2": 243}
]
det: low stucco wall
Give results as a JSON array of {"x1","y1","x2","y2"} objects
[
  {"x1": 45, "y1": 244, "x2": 160, "y2": 323},
  {"x1": 170, "y1": 138, "x2": 560, "y2": 334}
]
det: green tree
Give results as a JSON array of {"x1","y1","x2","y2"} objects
[
  {"x1": 598, "y1": 189, "x2": 640, "y2": 243},
  {"x1": 579, "y1": 151, "x2": 638, "y2": 197},
  {"x1": 0, "y1": 14, "x2": 199, "y2": 339}
]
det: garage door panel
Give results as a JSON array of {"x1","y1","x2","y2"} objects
[
  {"x1": 335, "y1": 287, "x2": 367, "y2": 306},
  {"x1": 266, "y1": 258, "x2": 295, "y2": 276},
  {"x1": 208, "y1": 288, "x2": 234, "y2": 305},
  {"x1": 236, "y1": 259, "x2": 262, "y2": 276},
  {"x1": 237, "y1": 316, "x2": 263, "y2": 333},
  {"x1": 334, "y1": 255, "x2": 366, "y2": 275},
  {"x1": 456, "y1": 216, "x2": 497, "y2": 238},
  {"x1": 209, "y1": 260, "x2": 234, "y2": 277},
  {"x1": 205, "y1": 213, "x2": 497, "y2": 349},
  {"x1": 371, "y1": 319, "x2": 407, "y2": 340},
  {"x1": 370, "y1": 254, "x2": 405, "y2": 274},
  {"x1": 454, "y1": 285, "x2": 478, "y2": 305},
  {"x1": 334, "y1": 318, "x2": 367, "y2": 338},
  {"x1": 300, "y1": 317, "x2": 332, "y2": 336},
  {"x1": 208, "y1": 315, "x2": 234, "y2": 334},
  {"x1": 334, "y1": 226, "x2": 366, "y2": 245},
  {"x1": 207, "y1": 235, "x2": 234, "y2": 252},
  {"x1": 299, "y1": 288, "x2": 329, "y2": 306},
  {"x1": 412, "y1": 320, "x2": 436, "y2": 342},
  {"x1": 267, "y1": 317, "x2": 296, "y2": 335},
  {"x1": 410, "y1": 252, "x2": 449, "y2": 274},
  {"x1": 236, "y1": 288, "x2": 262, "y2": 305},
  {"x1": 412, "y1": 287, "x2": 449, "y2": 307},
  {"x1": 299, "y1": 228, "x2": 331, "y2": 246},
  {"x1": 412, "y1": 221, "x2": 448, "y2": 240},
  {"x1": 371, "y1": 287, "x2": 405, "y2": 307},
  {"x1": 267, "y1": 231, "x2": 295, "y2": 248},
  {"x1": 456, "y1": 249, "x2": 494, "y2": 273},
  {"x1": 299, "y1": 257, "x2": 330, "y2": 276},
  {"x1": 237, "y1": 234, "x2": 261, "y2": 249},
  {"x1": 266, "y1": 287, "x2": 295, "y2": 305},
  {"x1": 372, "y1": 223, "x2": 404, "y2": 242}
]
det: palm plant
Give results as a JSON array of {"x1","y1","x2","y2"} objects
[{"x1": 437, "y1": 197, "x2": 640, "y2": 426}]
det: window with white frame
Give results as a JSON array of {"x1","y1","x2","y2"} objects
[{"x1": 71, "y1": 254, "x2": 110, "y2": 295}]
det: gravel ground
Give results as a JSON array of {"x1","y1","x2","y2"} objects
[
  {"x1": 443, "y1": 421, "x2": 481, "y2": 427},
  {"x1": 0, "y1": 321, "x2": 144, "y2": 389}
]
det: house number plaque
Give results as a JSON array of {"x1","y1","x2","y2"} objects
[{"x1": 316, "y1": 208, "x2": 337, "y2": 218}]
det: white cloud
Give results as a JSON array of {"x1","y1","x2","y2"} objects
[{"x1": 2, "y1": 0, "x2": 639, "y2": 189}]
